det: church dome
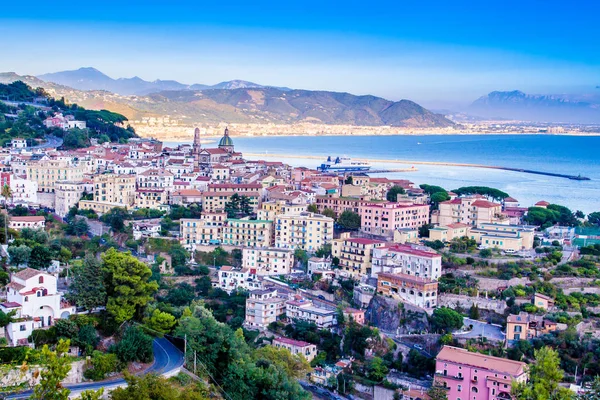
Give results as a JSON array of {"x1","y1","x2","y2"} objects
[{"x1": 218, "y1": 127, "x2": 234, "y2": 148}]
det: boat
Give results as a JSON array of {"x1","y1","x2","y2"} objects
[{"x1": 318, "y1": 156, "x2": 371, "y2": 173}]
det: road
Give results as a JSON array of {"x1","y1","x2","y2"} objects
[
  {"x1": 6, "y1": 337, "x2": 184, "y2": 399},
  {"x1": 30, "y1": 135, "x2": 63, "y2": 149},
  {"x1": 454, "y1": 317, "x2": 505, "y2": 342}
]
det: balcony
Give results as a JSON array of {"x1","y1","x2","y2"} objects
[{"x1": 435, "y1": 373, "x2": 464, "y2": 381}]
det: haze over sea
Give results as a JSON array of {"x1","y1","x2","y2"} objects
[{"x1": 168, "y1": 135, "x2": 600, "y2": 214}]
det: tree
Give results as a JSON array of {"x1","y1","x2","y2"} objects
[
  {"x1": 68, "y1": 255, "x2": 107, "y2": 311},
  {"x1": 579, "y1": 376, "x2": 600, "y2": 399},
  {"x1": 513, "y1": 347, "x2": 573, "y2": 400},
  {"x1": 294, "y1": 248, "x2": 309, "y2": 269},
  {"x1": 479, "y1": 248, "x2": 492, "y2": 258},
  {"x1": 419, "y1": 224, "x2": 433, "y2": 238},
  {"x1": 367, "y1": 356, "x2": 389, "y2": 382},
  {"x1": 254, "y1": 345, "x2": 312, "y2": 379},
  {"x1": 430, "y1": 307, "x2": 463, "y2": 333},
  {"x1": 65, "y1": 217, "x2": 89, "y2": 236},
  {"x1": 0, "y1": 309, "x2": 16, "y2": 327},
  {"x1": 8, "y1": 244, "x2": 31, "y2": 266},
  {"x1": 344, "y1": 176, "x2": 353, "y2": 184},
  {"x1": 427, "y1": 381, "x2": 449, "y2": 400},
  {"x1": 145, "y1": 309, "x2": 176, "y2": 334},
  {"x1": 453, "y1": 186, "x2": 509, "y2": 202},
  {"x1": 307, "y1": 204, "x2": 318, "y2": 213},
  {"x1": 110, "y1": 373, "x2": 209, "y2": 400},
  {"x1": 113, "y1": 326, "x2": 154, "y2": 363},
  {"x1": 31, "y1": 339, "x2": 72, "y2": 400},
  {"x1": 314, "y1": 243, "x2": 332, "y2": 258},
  {"x1": 469, "y1": 304, "x2": 480, "y2": 320},
  {"x1": 2, "y1": 184, "x2": 12, "y2": 244},
  {"x1": 77, "y1": 324, "x2": 100, "y2": 354},
  {"x1": 337, "y1": 210, "x2": 361, "y2": 230},
  {"x1": 588, "y1": 212, "x2": 600, "y2": 226},
  {"x1": 224, "y1": 193, "x2": 241, "y2": 218},
  {"x1": 99, "y1": 207, "x2": 130, "y2": 232},
  {"x1": 322, "y1": 208, "x2": 336, "y2": 219},
  {"x1": 430, "y1": 191, "x2": 450, "y2": 206},
  {"x1": 386, "y1": 185, "x2": 406, "y2": 202},
  {"x1": 102, "y1": 248, "x2": 158, "y2": 323},
  {"x1": 29, "y1": 244, "x2": 52, "y2": 269}
]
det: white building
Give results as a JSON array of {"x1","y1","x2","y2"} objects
[
  {"x1": 244, "y1": 289, "x2": 287, "y2": 330},
  {"x1": 273, "y1": 337, "x2": 318, "y2": 362},
  {"x1": 286, "y1": 297, "x2": 337, "y2": 328},
  {"x1": 371, "y1": 243, "x2": 442, "y2": 280},
  {"x1": 307, "y1": 257, "x2": 333, "y2": 277},
  {"x1": 10, "y1": 176, "x2": 38, "y2": 204},
  {"x1": 131, "y1": 220, "x2": 162, "y2": 240},
  {"x1": 217, "y1": 266, "x2": 262, "y2": 294},
  {"x1": 242, "y1": 247, "x2": 294, "y2": 276},
  {"x1": 11, "y1": 138, "x2": 27, "y2": 149},
  {"x1": 2, "y1": 268, "x2": 75, "y2": 346},
  {"x1": 8, "y1": 216, "x2": 46, "y2": 231}
]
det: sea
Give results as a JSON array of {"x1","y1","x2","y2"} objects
[{"x1": 166, "y1": 135, "x2": 600, "y2": 214}]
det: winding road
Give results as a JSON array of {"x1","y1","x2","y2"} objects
[{"x1": 6, "y1": 338, "x2": 184, "y2": 399}]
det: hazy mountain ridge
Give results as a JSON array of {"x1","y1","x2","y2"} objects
[
  {"x1": 470, "y1": 90, "x2": 600, "y2": 123},
  {"x1": 37, "y1": 67, "x2": 291, "y2": 95},
  {"x1": 1, "y1": 71, "x2": 454, "y2": 128}
]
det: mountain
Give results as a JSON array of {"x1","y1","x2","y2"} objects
[
  {"x1": 37, "y1": 67, "x2": 291, "y2": 95},
  {"x1": 2, "y1": 71, "x2": 454, "y2": 128},
  {"x1": 469, "y1": 90, "x2": 600, "y2": 123}
]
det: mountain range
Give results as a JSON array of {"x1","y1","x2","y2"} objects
[
  {"x1": 469, "y1": 90, "x2": 600, "y2": 123},
  {"x1": 38, "y1": 67, "x2": 291, "y2": 95},
  {"x1": 1, "y1": 69, "x2": 454, "y2": 128}
]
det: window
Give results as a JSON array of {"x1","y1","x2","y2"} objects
[
  {"x1": 24, "y1": 296, "x2": 28, "y2": 302},
  {"x1": 458, "y1": 385, "x2": 462, "y2": 392},
  {"x1": 39, "y1": 276, "x2": 44, "y2": 284},
  {"x1": 472, "y1": 387, "x2": 478, "y2": 393},
  {"x1": 20, "y1": 324, "x2": 26, "y2": 331}
]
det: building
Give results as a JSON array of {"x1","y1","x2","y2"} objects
[
  {"x1": 136, "y1": 168, "x2": 174, "y2": 191},
  {"x1": 434, "y1": 196, "x2": 509, "y2": 227},
  {"x1": 257, "y1": 200, "x2": 306, "y2": 221},
  {"x1": 78, "y1": 174, "x2": 137, "y2": 214},
  {"x1": 11, "y1": 138, "x2": 27, "y2": 149},
  {"x1": 242, "y1": 247, "x2": 294, "y2": 276},
  {"x1": 223, "y1": 218, "x2": 273, "y2": 248},
  {"x1": 393, "y1": 228, "x2": 419, "y2": 244},
  {"x1": 343, "y1": 308, "x2": 365, "y2": 324},
  {"x1": 274, "y1": 212, "x2": 334, "y2": 251},
  {"x1": 201, "y1": 191, "x2": 260, "y2": 214},
  {"x1": 286, "y1": 297, "x2": 337, "y2": 328},
  {"x1": 180, "y1": 213, "x2": 227, "y2": 248},
  {"x1": 9, "y1": 216, "x2": 46, "y2": 230},
  {"x1": 371, "y1": 244, "x2": 442, "y2": 280},
  {"x1": 429, "y1": 223, "x2": 471, "y2": 242},
  {"x1": 10, "y1": 176, "x2": 38, "y2": 204},
  {"x1": 26, "y1": 160, "x2": 87, "y2": 193},
  {"x1": 331, "y1": 233, "x2": 385, "y2": 277},
  {"x1": 2, "y1": 268, "x2": 75, "y2": 346},
  {"x1": 469, "y1": 223, "x2": 536, "y2": 251},
  {"x1": 43, "y1": 113, "x2": 86, "y2": 130},
  {"x1": 273, "y1": 337, "x2": 318, "y2": 362},
  {"x1": 54, "y1": 181, "x2": 88, "y2": 217},
  {"x1": 533, "y1": 293, "x2": 555, "y2": 310},
  {"x1": 377, "y1": 272, "x2": 438, "y2": 309},
  {"x1": 244, "y1": 289, "x2": 287, "y2": 329},
  {"x1": 218, "y1": 127, "x2": 235, "y2": 153},
  {"x1": 135, "y1": 188, "x2": 167, "y2": 209},
  {"x1": 307, "y1": 257, "x2": 333, "y2": 277},
  {"x1": 217, "y1": 266, "x2": 261, "y2": 293},
  {"x1": 435, "y1": 346, "x2": 527, "y2": 400},
  {"x1": 360, "y1": 201, "x2": 430, "y2": 237},
  {"x1": 315, "y1": 194, "x2": 362, "y2": 217},
  {"x1": 506, "y1": 312, "x2": 557, "y2": 342}
]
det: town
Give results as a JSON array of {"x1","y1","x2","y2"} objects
[{"x1": 1, "y1": 81, "x2": 600, "y2": 400}]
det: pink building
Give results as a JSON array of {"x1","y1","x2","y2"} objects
[
  {"x1": 360, "y1": 201, "x2": 430, "y2": 237},
  {"x1": 435, "y1": 346, "x2": 527, "y2": 400}
]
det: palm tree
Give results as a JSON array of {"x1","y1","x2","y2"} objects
[{"x1": 1, "y1": 184, "x2": 12, "y2": 244}]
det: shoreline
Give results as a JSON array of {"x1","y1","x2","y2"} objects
[{"x1": 156, "y1": 131, "x2": 600, "y2": 142}]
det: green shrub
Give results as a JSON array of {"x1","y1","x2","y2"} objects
[
  {"x1": 84, "y1": 351, "x2": 119, "y2": 381},
  {"x1": 112, "y1": 326, "x2": 153, "y2": 364}
]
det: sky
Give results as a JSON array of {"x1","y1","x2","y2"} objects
[{"x1": 1, "y1": 0, "x2": 599, "y2": 108}]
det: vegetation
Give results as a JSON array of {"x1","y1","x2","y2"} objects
[
  {"x1": 386, "y1": 185, "x2": 406, "y2": 202},
  {"x1": 337, "y1": 210, "x2": 361, "y2": 230},
  {"x1": 453, "y1": 186, "x2": 509, "y2": 202}
]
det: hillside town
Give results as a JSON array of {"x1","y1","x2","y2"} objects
[{"x1": 1, "y1": 88, "x2": 600, "y2": 399}]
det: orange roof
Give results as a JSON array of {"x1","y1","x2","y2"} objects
[{"x1": 471, "y1": 200, "x2": 501, "y2": 208}]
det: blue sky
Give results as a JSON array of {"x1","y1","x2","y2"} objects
[{"x1": 1, "y1": 0, "x2": 599, "y2": 107}]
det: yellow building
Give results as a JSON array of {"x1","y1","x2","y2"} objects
[
  {"x1": 506, "y1": 312, "x2": 557, "y2": 342},
  {"x1": 469, "y1": 223, "x2": 536, "y2": 251},
  {"x1": 26, "y1": 160, "x2": 87, "y2": 193},
  {"x1": 223, "y1": 217, "x2": 273, "y2": 247},
  {"x1": 274, "y1": 212, "x2": 334, "y2": 251},
  {"x1": 434, "y1": 196, "x2": 509, "y2": 226},
  {"x1": 332, "y1": 232, "x2": 385, "y2": 277},
  {"x1": 93, "y1": 174, "x2": 136, "y2": 206},
  {"x1": 428, "y1": 223, "x2": 471, "y2": 242},
  {"x1": 202, "y1": 191, "x2": 260, "y2": 213},
  {"x1": 135, "y1": 188, "x2": 167, "y2": 209},
  {"x1": 180, "y1": 212, "x2": 227, "y2": 248},
  {"x1": 533, "y1": 293, "x2": 555, "y2": 310},
  {"x1": 257, "y1": 200, "x2": 306, "y2": 221}
]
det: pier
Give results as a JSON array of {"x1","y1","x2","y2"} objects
[{"x1": 245, "y1": 153, "x2": 591, "y2": 181}]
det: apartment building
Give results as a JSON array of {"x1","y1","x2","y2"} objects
[
  {"x1": 286, "y1": 297, "x2": 337, "y2": 328},
  {"x1": 136, "y1": 168, "x2": 174, "y2": 191},
  {"x1": 217, "y1": 266, "x2": 261, "y2": 294},
  {"x1": 9, "y1": 176, "x2": 38, "y2": 204},
  {"x1": 360, "y1": 201, "x2": 430, "y2": 237},
  {"x1": 435, "y1": 346, "x2": 527, "y2": 400},
  {"x1": 434, "y1": 196, "x2": 508, "y2": 227},
  {"x1": 135, "y1": 188, "x2": 167, "y2": 209},
  {"x1": 273, "y1": 337, "x2": 318, "y2": 362},
  {"x1": 331, "y1": 233, "x2": 385, "y2": 277},
  {"x1": 244, "y1": 289, "x2": 287, "y2": 329},
  {"x1": 222, "y1": 218, "x2": 273, "y2": 247},
  {"x1": 371, "y1": 243, "x2": 442, "y2": 280},
  {"x1": 429, "y1": 223, "x2": 471, "y2": 242},
  {"x1": 55, "y1": 181, "x2": 90, "y2": 217},
  {"x1": 469, "y1": 223, "x2": 536, "y2": 251},
  {"x1": 180, "y1": 213, "x2": 227, "y2": 248},
  {"x1": 377, "y1": 272, "x2": 438, "y2": 309},
  {"x1": 274, "y1": 212, "x2": 334, "y2": 251},
  {"x1": 201, "y1": 191, "x2": 260, "y2": 213},
  {"x1": 26, "y1": 160, "x2": 87, "y2": 193},
  {"x1": 242, "y1": 247, "x2": 294, "y2": 276},
  {"x1": 257, "y1": 200, "x2": 306, "y2": 221},
  {"x1": 315, "y1": 194, "x2": 362, "y2": 216},
  {"x1": 92, "y1": 174, "x2": 136, "y2": 205}
]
